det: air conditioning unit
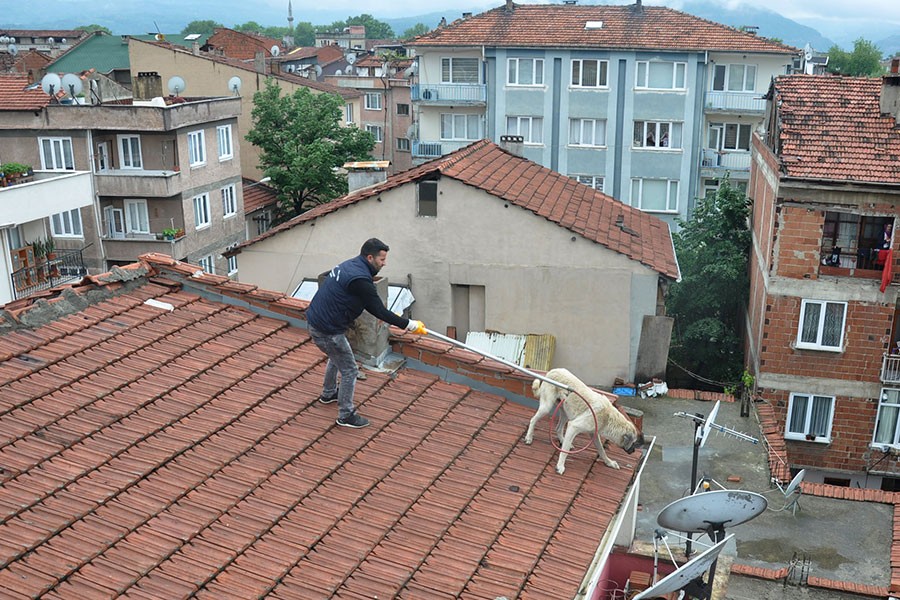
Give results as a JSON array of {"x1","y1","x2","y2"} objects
[{"x1": 421, "y1": 89, "x2": 437, "y2": 100}]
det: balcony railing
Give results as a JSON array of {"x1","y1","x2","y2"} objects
[
  {"x1": 411, "y1": 83, "x2": 487, "y2": 104},
  {"x1": 704, "y1": 91, "x2": 766, "y2": 113},
  {"x1": 102, "y1": 233, "x2": 187, "y2": 263},
  {"x1": 10, "y1": 249, "x2": 87, "y2": 300},
  {"x1": 412, "y1": 140, "x2": 477, "y2": 159},
  {"x1": 94, "y1": 169, "x2": 183, "y2": 198},
  {"x1": 701, "y1": 149, "x2": 751, "y2": 171},
  {"x1": 882, "y1": 354, "x2": 900, "y2": 384}
]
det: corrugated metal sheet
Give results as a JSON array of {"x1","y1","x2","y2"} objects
[
  {"x1": 463, "y1": 332, "x2": 555, "y2": 371},
  {"x1": 523, "y1": 333, "x2": 555, "y2": 371}
]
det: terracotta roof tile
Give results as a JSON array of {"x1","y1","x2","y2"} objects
[
  {"x1": 0, "y1": 74, "x2": 51, "y2": 111},
  {"x1": 239, "y1": 140, "x2": 679, "y2": 279},
  {"x1": 241, "y1": 177, "x2": 278, "y2": 213},
  {"x1": 773, "y1": 74, "x2": 900, "y2": 184},
  {"x1": 0, "y1": 255, "x2": 642, "y2": 598},
  {"x1": 410, "y1": 4, "x2": 796, "y2": 54},
  {"x1": 205, "y1": 28, "x2": 281, "y2": 61}
]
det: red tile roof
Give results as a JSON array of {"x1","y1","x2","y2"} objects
[
  {"x1": 205, "y1": 28, "x2": 281, "y2": 61},
  {"x1": 772, "y1": 74, "x2": 900, "y2": 184},
  {"x1": 242, "y1": 177, "x2": 278, "y2": 213},
  {"x1": 410, "y1": 4, "x2": 796, "y2": 53},
  {"x1": 286, "y1": 45, "x2": 346, "y2": 67},
  {"x1": 0, "y1": 73, "x2": 51, "y2": 110},
  {"x1": 0, "y1": 253, "x2": 642, "y2": 599},
  {"x1": 239, "y1": 140, "x2": 680, "y2": 280}
]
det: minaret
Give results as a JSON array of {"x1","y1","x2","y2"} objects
[{"x1": 285, "y1": 0, "x2": 295, "y2": 47}]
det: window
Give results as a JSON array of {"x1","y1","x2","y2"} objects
[
  {"x1": 418, "y1": 180, "x2": 438, "y2": 217},
  {"x1": 396, "y1": 138, "x2": 410, "y2": 152},
  {"x1": 723, "y1": 123, "x2": 752, "y2": 151},
  {"x1": 634, "y1": 121, "x2": 683, "y2": 149},
  {"x1": 198, "y1": 255, "x2": 215, "y2": 274},
  {"x1": 571, "y1": 59, "x2": 608, "y2": 87},
  {"x1": 193, "y1": 193, "x2": 211, "y2": 229},
  {"x1": 188, "y1": 130, "x2": 206, "y2": 167},
  {"x1": 254, "y1": 210, "x2": 271, "y2": 236},
  {"x1": 569, "y1": 118, "x2": 606, "y2": 147},
  {"x1": 345, "y1": 103, "x2": 354, "y2": 124},
  {"x1": 635, "y1": 61, "x2": 687, "y2": 90},
  {"x1": 365, "y1": 92, "x2": 383, "y2": 110},
  {"x1": 50, "y1": 208, "x2": 83, "y2": 237},
  {"x1": 217, "y1": 125, "x2": 233, "y2": 160},
  {"x1": 440, "y1": 113, "x2": 481, "y2": 140},
  {"x1": 797, "y1": 299, "x2": 846, "y2": 351},
  {"x1": 39, "y1": 137, "x2": 74, "y2": 170},
  {"x1": 507, "y1": 57, "x2": 544, "y2": 86},
  {"x1": 365, "y1": 124, "x2": 383, "y2": 143},
  {"x1": 572, "y1": 175, "x2": 604, "y2": 192},
  {"x1": 222, "y1": 184, "x2": 237, "y2": 218},
  {"x1": 874, "y1": 389, "x2": 900, "y2": 448},
  {"x1": 506, "y1": 116, "x2": 543, "y2": 144},
  {"x1": 396, "y1": 103, "x2": 410, "y2": 116},
  {"x1": 820, "y1": 213, "x2": 893, "y2": 269},
  {"x1": 124, "y1": 199, "x2": 150, "y2": 234},
  {"x1": 441, "y1": 57, "x2": 479, "y2": 83},
  {"x1": 630, "y1": 179, "x2": 679, "y2": 212},
  {"x1": 118, "y1": 135, "x2": 142, "y2": 169},
  {"x1": 226, "y1": 244, "x2": 238, "y2": 276},
  {"x1": 713, "y1": 63, "x2": 756, "y2": 92},
  {"x1": 786, "y1": 393, "x2": 834, "y2": 442},
  {"x1": 96, "y1": 141, "x2": 110, "y2": 171}
]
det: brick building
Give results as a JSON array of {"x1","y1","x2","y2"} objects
[{"x1": 748, "y1": 68, "x2": 900, "y2": 489}]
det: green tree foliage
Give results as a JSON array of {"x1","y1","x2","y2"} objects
[
  {"x1": 827, "y1": 38, "x2": 885, "y2": 76},
  {"x1": 666, "y1": 180, "x2": 751, "y2": 388},
  {"x1": 233, "y1": 21, "x2": 265, "y2": 34},
  {"x1": 180, "y1": 20, "x2": 223, "y2": 37},
  {"x1": 294, "y1": 22, "x2": 316, "y2": 46},
  {"x1": 76, "y1": 24, "x2": 112, "y2": 34},
  {"x1": 402, "y1": 23, "x2": 431, "y2": 40},
  {"x1": 246, "y1": 79, "x2": 375, "y2": 223},
  {"x1": 324, "y1": 14, "x2": 394, "y2": 39}
]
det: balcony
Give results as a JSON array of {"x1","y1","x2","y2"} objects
[
  {"x1": 700, "y1": 149, "x2": 751, "y2": 175},
  {"x1": 411, "y1": 84, "x2": 486, "y2": 105},
  {"x1": 94, "y1": 169, "x2": 183, "y2": 198},
  {"x1": 704, "y1": 91, "x2": 766, "y2": 113},
  {"x1": 412, "y1": 140, "x2": 477, "y2": 160},
  {"x1": 883, "y1": 354, "x2": 900, "y2": 384},
  {"x1": 10, "y1": 249, "x2": 87, "y2": 300},
  {"x1": 102, "y1": 233, "x2": 188, "y2": 263},
  {"x1": 0, "y1": 171, "x2": 92, "y2": 224}
]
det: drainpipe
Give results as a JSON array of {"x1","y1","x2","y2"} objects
[{"x1": 86, "y1": 130, "x2": 106, "y2": 270}]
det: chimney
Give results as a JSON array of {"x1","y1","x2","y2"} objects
[
  {"x1": 133, "y1": 71, "x2": 163, "y2": 100},
  {"x1": 191, "y1": 40, "x2": 200, "y2": 55},
  {"x1": 633, "y1": 0, "x2": 643, "y2": 13},
  {"x1": 343, "y1": 160, "x2": 390, "y2": 193},
  {"x1": 881, "y1": 68, "x2": 900, "y2": 123},
  {"x1": 499, "y1": 134, "x2": 524, "y2": 156},
  {"x1": 463, "y1": 12, "x2": 473, "y2": 19},
  {"x1": 254, "y1": 50, "x2": 266, "y2": 74},
  {"x1": 505, "y1": 0, "x2": 514, "y2": 10}
]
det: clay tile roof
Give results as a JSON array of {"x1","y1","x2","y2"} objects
[
  {"x1": 242, "y1": 177, "x2": 278, "y2": 213},
  {"x1": 410, "y1": 3, "x2": 797, "y2": 54},
  {"x1": 205, "y1": 28, "x2": 282, "y2": 60},
  {"x1": 773, "y1": 74, "x2": 900, "y2": 185},
  {"x1": 0, "y1": 253, "x2": 641, "y2": 599},
  {"x1": 238, "y1": 140, "x2": 680, "y2": 280},
  {"x1": 0, "y1": 73, "x2": 51, "y2": 110}
]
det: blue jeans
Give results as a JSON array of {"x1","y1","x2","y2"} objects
[{"x1": 308, "y1": 325, "x2": 359, "y2": 420}]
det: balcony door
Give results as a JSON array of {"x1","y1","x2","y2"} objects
[
  {"x1": 96, "y1": 142, "x2": 110, "y2": 172},
  {"x1": 104, "y1": 206, "x2": 125, "y2": 239}
]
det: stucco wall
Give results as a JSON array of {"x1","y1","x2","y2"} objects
[{"x1": 235, "y1": 178, "x2": 662, "y2": 384}]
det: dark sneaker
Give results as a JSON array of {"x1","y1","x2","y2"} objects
[
  {"x1": 336, "y1": 412, "x2": 369, "y2": 428},
  {"x1": 318, "y1": 393, "x2": 337, "y2": 405}
]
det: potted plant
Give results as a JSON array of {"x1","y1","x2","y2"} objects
[
  {"x1": 0, "y1": 162, "x2": 32, "y2": 182},
  {"x1": 43, "y1": 236, "x2": 56, "y2": 260},
  {"x1": 162, "y1": 227, "x2": 178, "y2": 240}
]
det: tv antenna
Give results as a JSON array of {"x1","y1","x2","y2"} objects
[
  {"x1": 774, "y1": 468, "x2": 806, "y2": 516},
  {"x1": 633, "y1": 532, "x2": 734, "y2": 600},
  {"x1": 167, "y1": 75, "x2": 186, "y2": 95},
  {"x1": 228, "y1": 76, "x2": 242, "y2": 95}
]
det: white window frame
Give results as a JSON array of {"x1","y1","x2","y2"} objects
[
  {"x1": 345, "y1": 103, "x2": 354, "y2": 124},
  {"x1": 507, "y1": 57, "x2": 544, "y2": 86},
  {"x1": 874, "y1": 388, "x2": 900, "y2": 448},
  {"x1": 635, "y1": 60, "x2": 687, "y2": 90},
  {"x1": 630, "y1": 178, "x2": 679, "y2": 213},
  {"x1": 506, "y1": 116, "x2": 543, "y2": 145},
  {"x1": 123, "y1": 199, "x2": 150, "y2": 234},
  {"x1": 634, "y1": 121, "x2": 682, "y2": 149},
  {"x1": 117, "y1": 134, "x2": 143, "y2": 169},
  {"x1": 568, "y1": 118, "x2": 606, "y2": 147},
  {"x1": 715, "y1": 122, "x2": 753, "y2": 151},
  {"x1": 39, "y1": 137, "x2": 75, "y2": 170},
  {"x1": 571, "y1": 59, "x2": 609, "y2": 88},
  {"x1": 96, "y1": 141, "x2": 110, "y2": 171},
  {"x1": 440, "y1": 113, "x2": 482, "y2": 141},
  {"x1": 571, "y1": 175, "x2": 604, "y2": 192},
  {"x1": 217, "y1": 124, "x2": 233, "y2": 160},
  {"x1": 198, "y1": 254, "x2": 215, "y2": 274},
  {"x1": 225, "y1": 244, "x2": 238, "y2": 276},
  {"x1": 50, "y1": 208, "x2": 83, "y2": 238},
  {"x1": 712, "y1": 63, "x2": 757, "y2": 92},
  {"x1": 441, "y1": 57, "x2": 479, "y2": 84},
  {"x1": 785, "y1": 392, "x2": 835, "y2": 442},
  {"x1": 222, "y1": 184, "x2": 237, "y2": 218},
  {"x1": 193, "y1": 193, "x2": 211, "y2": 230},
  {"x1": 364, "y1": 92, "x2": 383, "y2": 110},
  {"x1": 396, "y1": 138, "x2": 410, "y2": 152},
  {"x1": 188, "y1": 130, "x2": 206, "y2": 167},
  {"x1": 796, "y1": 299, "x2": 847, "y2": 351},
  {"x1": 365, "y1": 124, "x2": 383, "y2": 143}
]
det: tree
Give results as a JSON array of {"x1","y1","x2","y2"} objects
[
  {"x1": 665, "y1": 179, "x2": 751, "y2": 389},
  {"x1": 76, "y1": 24, "x2": 112, "y2": 35},
  {"x1": 294, "y1": 22, "x2": 316, "y2": 46},
  {"x1": 324, "y1": 14, "x2": 394, "y2": 39},
  {"x1": 402, "y1": 23, "x2": 430, "y2": 40},
  {"x1": 180, "y1": 20, "x2": 223, "y2": 37},
  {"x1": 827, "y1": 38, "x2": 885, "y2": 77},
  {"x1": 233, "y1": 21, "x2": 265, "y2": 34},
  {"x1": 246, "y1": 79, "x2": 375, "y2": 223}
]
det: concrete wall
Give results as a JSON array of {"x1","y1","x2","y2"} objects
[{"x1": 235, "y1": 178, "x2": 664, "y2": 384}]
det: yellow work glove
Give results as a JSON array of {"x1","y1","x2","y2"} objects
[{"x1": 405, "y1": 320, "x2": 427, "y2": 335}]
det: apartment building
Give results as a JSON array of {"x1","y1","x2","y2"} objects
[
  {"x1": 406, "y1": 0, "x2": 796, "y2": 228},
  {"x1": 747, "y1": 68, "x2": 900, "y2": 489}
]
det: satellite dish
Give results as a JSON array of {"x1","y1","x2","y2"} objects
[
  {"x1": 314, "y1": 64, "x2": 322, "y2": 77},
  {"x1": 803, "y1": 43, "x2": 813, "y2": 61},
  {"x1": 697, "y1": 401, "x2": 720, "y2": 448},
  {"x1": 62, "y1": 73, "x2": 83, "y2": 98},
  {"x1": 784, "y1": 469, "x2": 806, "y2": 497},
  {"x1": 154, "y1": 33, "x2": 166, "y2": 41},
  {"x1": 345, "y1": 53, "x2": 357, "y2": 65},
  {"x1": 632, "y1": 533, "x2": 734, "y2": 600},
  {"x1": 7, "y1": 44, "x2": 17, "y2": 56},
  {"x1": 61, "y1": 38, "x2": 66, "y2": 44},
  {"x1": 167, "y1": 75, "x2": 186, "y2": 95},
  {"x1": 228, "y1": 76, "x2": 242, "y2": 95},
  {"x1": 406, "y1": 124, "x2": 418, "y2": 140},
  {"x1": 334, "y1": 69, "x2": 342, "y2": 76},
  {"x1": 270, "y1": 45, "x2": 280, "y2": 57},
  {"x1": 658, "y1": 490, "x2": 768, "y2": 535},
  {"x1": 0, "y1": 36, "x2": 7, "y2": 44},
  {"x1": 41, "y1": 73, "x2": 61, "y2": 95},
  {"x1": 345, "y1": 65, "x2": 354, "y2": 75},
  {"x1": 48, "y1": 37, "x2": 55, "y2": 44}
]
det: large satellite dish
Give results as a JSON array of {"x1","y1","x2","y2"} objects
[
  {"x1": 40, "y1": 73, "x2": 62, "y2": 95},
  {"x1": 228, "y1": 76, "x2": 242, "y2": 95},
  {"x1": 345, "y1": 52, "x2": 356, "y2": 65},
  {"x1": 658, "y1": 490, "x2": 767, "y2": 535},
  {"x1": 632, "y1": 533, "x2": 734, "y2": 600},
  {"x1": 62, "y1": 73, "x2": 83, "y2": 98},
  {"x1": 270, "y1": 45, "x2": 280, "y2": 57},
  {"x1": 167, "y1": 75, "x2": 186, "y2": 95}
]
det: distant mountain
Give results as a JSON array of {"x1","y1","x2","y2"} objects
[{"x1": 877, "y1": 35, "x2": 900, "y2": 58}]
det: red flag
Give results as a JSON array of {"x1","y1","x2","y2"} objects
[{"x1": 881, "y1": 249, "x2": 893, "y2": 293}]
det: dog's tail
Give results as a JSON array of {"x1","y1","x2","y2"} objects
[{"x1": 532, "y1": 378, "x2": 542, "y2": 396}]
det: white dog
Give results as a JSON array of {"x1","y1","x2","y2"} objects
[{"x1": 525, "y1": 368, "x2": 644, "y2": 474}]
